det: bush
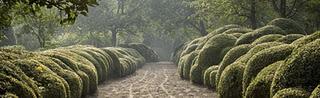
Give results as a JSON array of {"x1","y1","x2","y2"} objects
[
  {"x1": 101, "y1": 48, "x2": 121, "y2": 78},
  {"x1": 310, "y1": 84, "x2": 320, "y2": 98},
  {"x1": 231, "y1": 33, "x2": 243, "y2": 38},
  {"x1": 271, "y1": 39, "x2": 320, "y2": 96},
  {"x1": 273, "y1": 88, "x2": 310, "y2": 98},
  {"x1": 0, "y1": 73, "x2": 37, "y2": 98},
  {"x1": 209, "y1": 69, "x2": 218, "y2": 88},
  {"x1": 267, "y1": 18, "x2": 306, "y2": 34},
  {"x1": 119, "y1": 43, "x2": 159, "y2": 62},
  {"x1": 217, "y1": 63, "x2": 244, "y2": 98},
  {"x1": 223, "y1": 28, "x2": 252, "y2": 34},
  {"x1": 190, "y1": 34, "x2": 237, "y2": 84},
  {"x1": 203, "y1": 65, "x2": 219, "y2": 87},
  {"x1": 216, "y1": 44, "x2": 253, "y2": 86},
  {"x1": 252, "y1": 34, "x2": 284, "y2": 45},
  {"x1": 243, "y1": 44, "x2": 294, "y2": 95},
  {"x1": 2, "y1": 92, "x2": 19, "y2": 98},
  {"x1": 12, "y1": 59, "x2": 68, "y2": 98},
  {"x1": 208, "y1": 24, "x2": 242, "y2": 37},
  {"x1": 292, "y1": 31, "x2": 320, "y2": 47},
  {"x1": 182, "y1": 51, "x2": 199, "y2": 80},
  {"x1": 276, "y1": 34, "x2": 304, "y2": 44},
  {"x1": 244, "y1": 61, "x2": 284, "y2": 98},
  {"x1": 235, "y1": 25, "x2": 286, "y2": 45}
]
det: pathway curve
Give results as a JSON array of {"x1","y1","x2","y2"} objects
[{"x1": 88, "y1": 62, "x2": 217, "y2": 98}]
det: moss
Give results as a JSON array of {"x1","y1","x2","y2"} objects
[
  {"x1": 223, "y1": 28, "x2": 253, "y2": 34},
  {"x1": 244, "y1": 61, "x2": 284, "y2": 98},
  {"x1": 292, "y1": 31, "x2": 320, "y2": 47},
  {"x1": 310, "y1": 84, "x2": 320, "y2": 98},
  {"x1": 0, "y1": 73, "x2": 37, "y2": 98},
  {"x1": 0, "y1": 61, "x2": 41, "y2": 98},
  {"x1": 216, "y1": 44, "x2": 252, "y2": 86},
  {"x1": 119, "y1": 43, "x2": 159, "y2": 62},
  {"x1": 190, "y1": 34, "x2": 237, "y2": 84},
  {"x1": 252, "y1": 34, "x2": 284, "y2": 45},
  {"x1": 267, "y1": 18, "x2": 306, "y2": 34},
  {"x1": 271, "y1": 39, "x2": 320, "y2": 96},
  {"x1": 276, "y1": 34, "x2": 304, "y2": 44},
  {"x1": 273, "y1": 88, "x2": 310, "y2": 98},
  {"x1": 236, "y1": 25, "x2": 286, "y2": 45},
  {"x1": 12, "y1": 59, "x2": 67, "y2": 98},
  {"x1": 32, "y1": 55, "x2": 83, "y2": 98},
  {"x1": 217, "y1": 63, "x2": 244, "y2": 98},
  {"x1": 243, "y1": 44, "x2": 294, "y2": 95},
  {"x1": 203, "y1": 65, "x2": 218, "y2": 87}
]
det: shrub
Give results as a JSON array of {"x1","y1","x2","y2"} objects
[
  {"x1": 209, "y1": 69, "x2": 218, "y2": 88},
  {"x1": 208, "y1": 24, "x2": 242, "y2": 37},
  {"x1": 12, "y1": 59, "x2": 68, "y2": 98},
  {"x1": 2, "y1": 92, "x2": 19, "y2": 98},
  {"x1": 101, "y1": 48, "x2": 121, "y2": 78},
  {"x1": 271, "y1": 39, "x2": 320, "y2": 96},
  {"x1": 231, "y1": 33, "x2": 243, "y2": 38},
  {"x1": 190, "y1": 34, "x2": 237, "y2": 84},
  {"x1": 217, "y1": 62, "x2": 244, "y2": 98},
  {"x1": 203, "y1": 65, "x2": 219, "y2": 87},
  {"x1": 273, "y1": 88, "x2": 310, "y2": 98},
  {"x1": 243, "y1": 44, "x2": 294, "y2": 95},
  {"x1": 0, "y1": 73, "x2": 37, "y2": 98},
  {"x1": 276, "y1": 34, "x2": 304, "y2": 44},
  {"x1": 310, "y1": 84, "x2": 320, "y2": 98},
  {"x1": 292, "y1": 31, "x2": 320, "y2": 47},
  {"x1": 235, "y1": 25, "x2": 286, "y2": 45},
  {"x1": 252, "y1": 34, "x2": 284, "y2": 45},
  {"x1": 216, "y1": 44, "x2": 253, "y2": 86},
  {"x1": 119, "y1": 43, "x2": 159, "y2": 62},
  {"x1": 267, "y1": 18, "x2": 306, "y2": 34},
  {"x1": 223, "y1": 28, "x2": 252, "y2": 34},
  {"x1": 244, "y1": 61, "x2": 284, "y2": 98}
]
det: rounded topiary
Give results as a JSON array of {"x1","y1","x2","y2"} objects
[
  {"x1": 271, "y1": 39, "x2": 320, "y2": 96},
  {"x1": 276, "y1": 34, "x2": 304, "y2": 44},
  {"x1": 244, "y1": 61, "x2": 284, "y2": 98},
  {"x1": 272, "y1": 88, "x2": 310, "y2": 98},
  {"x1": 101, "y1": 48, "x2": 121, "y2": 78},
  {"x1": 81, "y1": 49, "x2": 109, "y2": 81},
  {"x1": 252, "y1": 34, "x2": 284, "y2": 45},
  {"x1": 190, "y1": 34, "x2": 237, "y2": 84},
  {"x1": 310, "y1": 84, "x2": 320, "y2": 98},
  {"x1": 2, "y1": 92, "x2": 19, "y2": 98},
  {"x1": 0, "y1": 73, "x2": 37, "y2": 98},
  {"x1": 243, "y1": 44, "x2": 295, "y2": 95},
  {"x1": 208, "y1": 24, "x2": 242, "y2": 37},
  {"x1": 12, "y1": 59, "x2": 67, "y2": 98},
  {"x1": 236, "y1": 25, "x2": 286, "y2": 45},
  {"x1": 217, "y1": 62, "x2": 245, "y2": 98},
  {"x1": 223, "y1": 27, "x2": 252, "y2": 34},
  {"x1": 203, "y1": 65, "x2": 219, "y2": 87},
  {"x1": 119, "y1": 43, "x2": 159, "y2": 62},
  {"x1": 292, "y1": 31, "x2": 320, "y2": 47},
  {"x1": 267, "y1": 18, "x2": 306, "y2": 34},
  {"x1": 231, "y1": 33, "x2": 243, "y2": 38},
  {"x1": 216, "y1": 44, "x2": 253, "y2": 86},
  {"x1": 209, "y1": 69, "x2": 218, "y2": 88}
]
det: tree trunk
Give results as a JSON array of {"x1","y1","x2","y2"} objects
[
  {"x1": 111, "y1": 29, "x2": 117, "y2": 46},
  {"x1": 280, "y1": 0, "x2": 287, "y2": 17},
  {"x1": 0, "y1": 26, "x2": 16, "y2": 46},
  {"x1": 199, "y1": 20, "x2": 208, "y2": 36},
  {"x1": 250, "y1": 0, "x2": 258, "y2": 29}
]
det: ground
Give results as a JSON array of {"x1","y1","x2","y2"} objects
[{"x1": 88, "y1": 62, "x2": 217, "y2": 98}]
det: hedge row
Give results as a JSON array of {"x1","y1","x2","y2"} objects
[
  {"x1": 0, "y1": 44, "x2": 155, "y2": 98},
  {"x1": 173, "y1": 18, "x2": 320, "y2": 97}
]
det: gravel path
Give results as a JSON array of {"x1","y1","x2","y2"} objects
[{"x1": 88, "y1": 62, "x2": 217, "y2": 98}]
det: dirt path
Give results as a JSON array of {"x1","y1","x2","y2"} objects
[{"x1": 88, "y1": 62, "x2": 217, "y2": 98}]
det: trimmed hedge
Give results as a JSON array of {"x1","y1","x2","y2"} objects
[
  {"x1": 267, "y1": 18, "x2": 306, "y2": 34},
  {"x1": 273, "y1": 88, "x2": 310, "y2": 98},
  {"x1": 119, "y1": 43, "x2": 159, "y2": 62},
  {"x1": 276, "y1": 34, "x2": 304, "y2": 44},
  {"x1": 251, "y1": 34, "x2": 284, "y2": 45}
]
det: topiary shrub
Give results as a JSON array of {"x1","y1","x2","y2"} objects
[
  {"x1": 271, "y1": 39, "x2": 320, "y2": 97},
  {"x1": 231, "y1": 33, "x2": 243, "y2": 38},
  {"x1": 292, "y1": 31, "x2": 320, "y2": 47},
  {"x1": 12, "y1": 59, "x2": 68, "y2": 98},
  {"x1": 243, "y1": 44, "x2": 295, "y2": 95},
  {"x1": 223, "y1": 28, "x2": 253, "y2": 34},
  {"x1": 272, "y1": 88, "x2": 310, "y2": 98},
  {"x1": 119, "y1": 43, "x2": 159, "y2": 62},
  {"x1": 190, "y1": 34, "x2": 237, "y2": 84},
  {"x1": 235, "y1": 25, "x2": 286, "y2": 45},
  {"x1": 101, "y1": 48, "x2": 121, "y2": 78},
  {"x1": 216, "y1": 44, "x2": 253, "y2": 86},
  {"x1": 0, "y1": 73, "x2": 37, "y2": 98},
  {"x1": 276, "y1": 34, "x2": 304, "y2": 44},
  {"x1": 217, "y1": 62, "x2": 245, "y2": 98},
  {"x1": 252, "y1": 34, "x2": 284, "y2": 45},
  {"x1": 203, "y1": 65, "x2": 219, "y2": 87},
  {"x1": 208, "y1": 24, "x2": 242, "y2": 37},
  {"x1": 244, "y1": 61, "x2": 284, "y2": 98},
  {"x1": 267, "y1": 18, "x2": 306, "y2": 34},
  {"x1": 2, "y1": 92, "x2": 19, "y2": 98},
  {"x1": 310, "y1": 84, "x2": 320, "y2": 98},
  {"x1": 209, "y1": 69, "x2": 218, "y2": 88}
]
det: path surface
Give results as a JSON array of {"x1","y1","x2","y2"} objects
[{"x1": 88, "y1": 62, "x2": 217, "y2": 98}]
